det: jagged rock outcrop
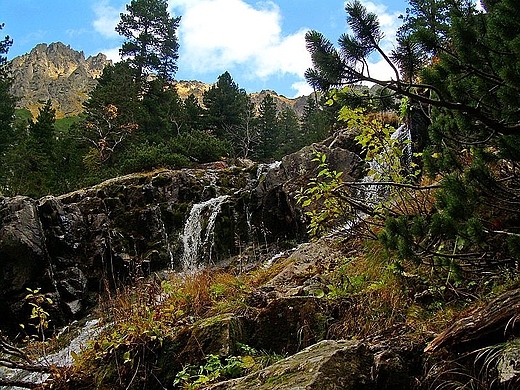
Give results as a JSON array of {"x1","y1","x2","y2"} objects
[
  {"x1": 249, "y1": 89, "x2": 314, "y2": 117},
  {"x1": 174, "y1": 84, "x2": 313, "y2": 117},
  {"x1": 0, "y1": 141, "x2": 364, "y2": 334},
  {"x1": 9, "y1": 42, "x2": 111, "y2": 117},
  {"x1": 173, "y1": 80, "x2": 212, "y2": 101}
]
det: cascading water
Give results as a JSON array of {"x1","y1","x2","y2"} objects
[
  {"x1": 181, "y1": 195, "x2": 230, "y2": 271},
  {"x1": 155, "y1": 204, "x2": 175, "y2": 269},
  {"x1": 361, "y1": 123, "x2": 411, "y2": 204},
  {"x1": 256, "y1": 160, "x2": 282, "y2": 182},
  {"x1": 0, "y1": 318, "x2": 105, "y2": 389},
  {"x1": 331, "y1": 123, "x2": 412, "y2": 237}
]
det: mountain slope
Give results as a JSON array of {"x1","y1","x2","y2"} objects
[{"x1": 9, "y1": 42, "x2": 312, "y2": 119}]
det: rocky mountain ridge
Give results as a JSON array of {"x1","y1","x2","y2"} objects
[
  {"x1": 9, "y1": 42, "x2": 111, "y2": 118},
  {"x1": 9, "y1": 42, "x2": 312, "y2": 119}
]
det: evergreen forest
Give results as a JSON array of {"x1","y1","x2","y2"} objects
[{"x1": 0, "y1": 0, "x2": 335, "y2": 199}]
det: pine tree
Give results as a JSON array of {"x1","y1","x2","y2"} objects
[
  {"x1": 182, "y1": 94, "x2": 204, "y2": 132},
  {"x1": 300, "y1": 95, "x2": 331, "y2": 145},
  {"x1": 255, "y1": 93, "x2": 279, "y2": 161},
  {"x1": 83, "y1": 62, "x2": 142, "y2": 126},
  {"x1": 141, "y1": 78, "x2": 184, "y2": 139},
  {"x1": 116, "y1": 0, "x2": 181, "y2": 82},
  {"x1": 0, "y1": 23, "x2": 15, "y2": 155},
  {"x1": 275, "y1": 107, "x2": 301, "y2": 159},
  {"x1": 305, "y1": 0, "x2": 520, "y2": 269},
  {"x1": 203, "y1": 72, "x2": 248, "y2": 139},
  {"x1": 3, "y1": 101, "x2": 57, "y2": 197},
  {"x1": 29, "y1": 100, "x2": 56, "y2": 152}
]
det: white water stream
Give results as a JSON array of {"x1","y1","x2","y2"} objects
[
  {"x1": 181, "y1": 195, "x2": 230, "y2": 271},
  {"x1": 0, "y1": 319, "x2": 105, "y2": 389}
]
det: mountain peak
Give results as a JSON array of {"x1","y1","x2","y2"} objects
[{"x1": 10, "y1": 42, "x2": 112, "y2": 118}]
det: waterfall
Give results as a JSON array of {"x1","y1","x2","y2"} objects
[
  {"x1": 256, "y1": 160, "x2": 282, "y2": 182},
  {"x1": 331, "y1": 123, "x2": 412, "y2": 237},
  {"x1": 361, "y1": 123, "x2": 411, "y2": 204},
  {"x1": 391, "y1": 123, "x2": 413, "y2": 170},
  {"x1": 155, "y1": 205, "x2": 175, "y2": 269},
  {"x1": 0, "y1": 318, "x2": 105, "y2": 388},
  {"x1": 181, "y1": 195, "x2": 230, "y2": 271}
]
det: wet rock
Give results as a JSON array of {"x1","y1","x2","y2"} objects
[
  {"x1": 0, "y1": 197, "x2": 48, "y2": 292},
  {"x1": 0, "y1": 197, "x2": 55, "y2": 331},
  {"x1": 56, "y1": 267, "x2": 87, "y2": 301},
  {"x1": 0, "y1": 141, "x2": 364, "y2": 333},
  {"x1": 497, "y1": 340, "x2": 520, "y2": 385}
]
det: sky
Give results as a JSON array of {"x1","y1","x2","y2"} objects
[{"x1": 1, "y1": 0, "x2": 408, "y2": 98}]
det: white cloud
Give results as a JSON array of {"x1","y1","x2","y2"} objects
[
  {"x1": 100, "y1": 47, "x2": 122, "y2": 63},
  {"x1": 255, "y1": 29, "x2": 311, "y2": 78},
  {"x1": 366, "y1": 58, "x2": 398, "y2": 81},
  {"x1": 360, "y1": 1, "x2": 401, "y2": 48},
  {"x1": 291, "y1": 80, "x2": 314, "y2": 98},
  {"x1": 92, "y1": 0, "x2": 123, "y2": 38},
  {"x1": 170, "y1": 0, "x2": 312, "y2": 93}
]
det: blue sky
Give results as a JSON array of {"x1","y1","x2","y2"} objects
[{"x1": 2, "y1": 0, "x2": 408, "y2": 97}]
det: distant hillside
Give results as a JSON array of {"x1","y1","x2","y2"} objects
[{"x1": 9, "y1": 42, "x2": 313, "y2": 118}]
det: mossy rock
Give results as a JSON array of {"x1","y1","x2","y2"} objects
[
  {"x1": 251, "y1": 296, "x2": 330, "y2": 355},
  {"x1": 179, "y1": 313, "x2": 247, "y2": 363}
]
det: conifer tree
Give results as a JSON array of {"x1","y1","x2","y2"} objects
[
  {"x1": 275, "y1": 107, "x2": 301, "y2": 159},
  {"x1": 141, "y1": 78, "x2": 184, "y2": 139},
  {"x1": 116, "y1": 0, "x2": 181, "y2": 82},
  {"x1": 255, "y1": 93, "x2": 279, "y2": 161},
  {"x1": 0, "y1": 23, "x2": 15, "y2": 155},
  {"x1": 300, "y1": 95, "x2": 331, "y2": 145},
  {"x1": 182, "y1": 94, "x2": 204, "y2": 132},
  {"x1": 304, "y1": 0, "x2": 520, "y2": 269},
  {"x1": 29, "y1": 100, "x2": 55, "y2": 151},
  {"x1": 3, "y1": 101, "x2": 57, "y2": 197},
  {"x1": 203, "y1": 72, "x2": 248, "y2": 139}
]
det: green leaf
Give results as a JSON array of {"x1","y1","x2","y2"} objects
[{"x1": 71, "y1": 350, "x2": 80, "y2": 362}]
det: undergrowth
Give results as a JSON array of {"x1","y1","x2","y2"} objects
[{"x1": 21, "y1": 233, "x2": 517, "y2": 389}]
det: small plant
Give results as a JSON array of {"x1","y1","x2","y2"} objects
[
  {"x1": 173, "y1": 354, "x2": 247, "y2": 389},
  {"x1": 21, "y1": 287, "x2": 53, "y2": 342},
  {"x1": 173, "y1": 343, "x2": 281, "y2": 389},
  {"x1": 297, "y1": 151, "x2": 351, "y2": 238}
]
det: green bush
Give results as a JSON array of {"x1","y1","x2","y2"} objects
[
  {"x1": 171, "y1": 131, "x2": 230, "y2": 163},
  {"x1": 118, "y1": 141, "x2": 191, "y2": 173}
]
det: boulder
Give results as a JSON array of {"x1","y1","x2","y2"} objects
[
  {"x1": 0, "y1": 196, "x2": 55, "y2": 331},
  {"x1": 209, "y1": 337, "x2": 423, "y2": 390},
  {"x1": 179, "y1": 313, "x2": 247, "y2": 363},
  {"x1": 251, "y1": 296, "x2": 329, "y2": 355},
  {"x1": 0, "y1": 196, "x2": 49, "y2": 292}
]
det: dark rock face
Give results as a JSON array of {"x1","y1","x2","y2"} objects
[
  {"x1": 0, "y1": 144, "x2": 364, "y2": 333},
  {"x1": 0, "y1": 197, "x2": 55, "y2": 331},
  {"x1": 251, "y1": 296, "x2": 329, "y2": 355}
]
